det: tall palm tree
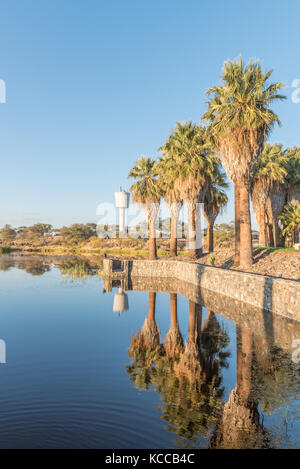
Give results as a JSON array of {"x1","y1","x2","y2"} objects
[
  {"x1": 251, "y1": 144, "x2": 288, "y2": 247},
  {"x1": 159, "y1": 122, "x2": 217, "y2": 259},
  {"x1": 203, "y1": 167, "x2": 228, "y2": 252},
  {"x1": 128, "y1": 156, "x2": 161, "y2": 260},
  {"x1": 203, "y1": 57, "x2": 285, "y2": 268},
  {"x1": 155, "y1": 156, "x2": 182, "y2": 256}
]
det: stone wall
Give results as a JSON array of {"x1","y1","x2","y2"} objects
[{"x1": 104, "y1": 259, "x2": 300, "y2": 322}]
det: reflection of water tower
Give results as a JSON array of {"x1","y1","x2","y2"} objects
[
  {"x1": 113, "y1": 288, "x2": 129, "y2": 315},
  {"x1": 115, "y1": 188, "x2": 130, "y2": 235}
]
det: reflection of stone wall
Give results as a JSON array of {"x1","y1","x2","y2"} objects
[
  {"x1": 114, "y1": 260, "x2": 299, "y2": 321},
  {"x1": 126, "y1": 277, "x2": 300, "y2": 354}
]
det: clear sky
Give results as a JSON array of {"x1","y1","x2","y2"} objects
[{"x1": 0, "y1": 0, "x2": 299, "y2": 229}]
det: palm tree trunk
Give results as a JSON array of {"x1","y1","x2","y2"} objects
[
  {"x1": 239, "y1": 178, "x2": 253, "y2": 268},
  {"x1": 234, "y1": 182, "x2": 240, "y2": 266},
  {"x1": 258, "y1": 204, "x2": 267, "y2": 247},
  {"x1": 295, "y1": 226, "x2": 299, "y2": 244},
  {"x1": 207, "y1": 221, "x2": 214, "y2": 252},
  {"x1": 188, "y1": 204, "x2": 201, "y2": 259},
  {"x1": 170, "y1": 214, "x2": 177, "y2": 257},
  {"x1": 148, "y1": 292, "x2": 156, "y2": 322},
  {"x1": 272, "y1": 219, "x2": 280, "y2": 248},
  {"x1": 148, "y1": 218, "x2": 157, "y2": 260},
  {"x1": 267, "y1": 223, "x2": 273, "y2": 247},
  {"x1": 292, "y1": 229, "x2": 295, "y2": 247},
  {"x1": 170, "y1": 293, "x2": 178, "y2": 330}
]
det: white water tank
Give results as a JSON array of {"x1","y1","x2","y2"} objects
[
  {"x1": 115, "y1": 190, "x2": 130, "y2": 209},
  {"x1": 115, "y1": 189, "x2": 130, "y2": 233}
]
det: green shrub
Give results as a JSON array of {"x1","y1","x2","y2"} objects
[
  {"x1": 0, "y1": 246, "x2": 12, "y2": 254},
  {"x1": 209, "y1": 255, "x2": 216, "y2": 266}
]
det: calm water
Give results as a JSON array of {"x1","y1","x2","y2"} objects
[{"x1": 0, "y1": 255, "x2": 299, "y2": 449}]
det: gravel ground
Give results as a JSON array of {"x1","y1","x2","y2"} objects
[{"x1": 193, "y1": 247, "x2": 300, "y2": 281}]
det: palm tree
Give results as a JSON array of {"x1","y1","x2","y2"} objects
[
  {"x1": 203, "y1": 167, "x2": 228, "y2": 252},
  {"x1": 155, "y1": 156, "x2": 182, "y2": 256},
  {"x1": 280, "y1": 202, "x2": 300, "y2": 246},
  {"x1": 159, "y1": 122, "x2": 217, "y2": 259},
  {"x1": 264, "y1": 147, "x2": 300, "y2": 247},
  {"x1": 285, "y1": 146, "x2": 300, "y2": 206},
  {"x1": 128, "y1": 156, "x2": 161, "y2": 260},
  {"x1": 203, "y1": 57, "x2": 285, "y2": 268},
  {"x1": 251, "y1": 144, "x2": 288, "y2": 247}
]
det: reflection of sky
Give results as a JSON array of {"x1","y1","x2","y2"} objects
[{"x1": 0, "y1": 263, "x2": 299, "y2": 448}]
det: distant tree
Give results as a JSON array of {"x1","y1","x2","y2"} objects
[
  {"x1": 60, "y1": 224, "x2": 94, "y2": 245},
  {"x1": 85, "y1": 223, "x2": 97, "y2": 235},
  {"x1": 26, "y1": 224, "x2": 52, "y2": 240},
  {"x1": 0, "y1": 225, "x2": 17, "y2": 243}
]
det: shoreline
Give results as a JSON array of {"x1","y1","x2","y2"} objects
[{"x1": 1, "y1": 244, "x2": 299, "y2": 281}]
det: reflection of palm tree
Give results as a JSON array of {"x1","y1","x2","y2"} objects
[
  {"x1": 174, "y1": 301, "x2": 202, "y2": 381},
  {"x1": 213, "y1": 327, "x2": 268, "y2": 449},
  {"x1": 201, "y1": 311, "x2": 230, "y2": 382},
  {"x1": 127, "y1": 292, "x2": 162, "y2": 389},
  {"x1": 126, "y1": 300, "x2": 230, "y2": 445},
  {"x1": 164, "y1": 294, "x2": 183, "y2": 358},
  {"x1": 139, "y1": 292, "x2": 160, "y2": 350}
]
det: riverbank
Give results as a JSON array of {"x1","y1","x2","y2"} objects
[{"x1": 3, "y1": 240, "x2": 299, "y2": 280}]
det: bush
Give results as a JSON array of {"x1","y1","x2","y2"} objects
[
  {"x1": 60, "y1": 224, "x2": 95, "y2": 246},
  {"x1": 0, "y1": 225, "x2": 16, "y2": 243},
  {"x1": 0, "y1": 246, "x2": 12, "y2": 254}
]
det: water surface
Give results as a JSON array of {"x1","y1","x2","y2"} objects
[{"x1": 0, "y1": 255, "x2": 299, "y2": 449}]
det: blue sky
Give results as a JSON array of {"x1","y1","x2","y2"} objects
[{"x1": 0, "y1": 0, "x2": 299, "y2": 229}]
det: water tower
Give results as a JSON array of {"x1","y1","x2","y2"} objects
[{"x1": 115, "y1": 188, "x2": 130, "y2": 234}]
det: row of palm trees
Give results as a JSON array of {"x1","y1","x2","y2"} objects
[
  {"x1": 128, "y1": 57, "x2": 298, "y2": 268},
  {"x1": 128, "y1": 125, "x2": 228, "y2": 260}
]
